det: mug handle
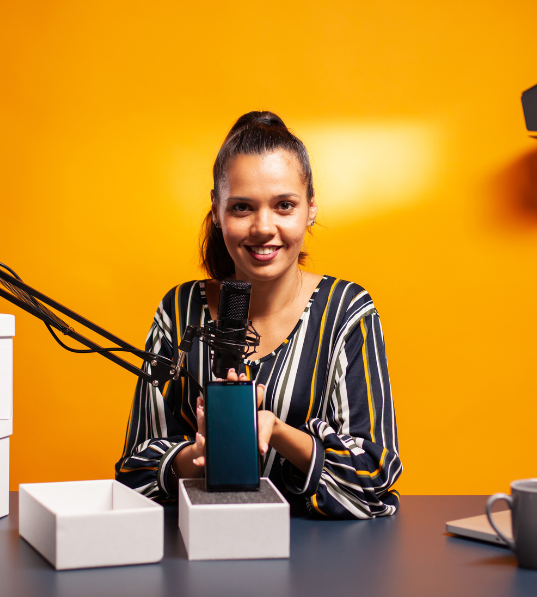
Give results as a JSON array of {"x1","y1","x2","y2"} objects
[{"x1": 486, "y1": 493, "x2": 515, "y2": 550}]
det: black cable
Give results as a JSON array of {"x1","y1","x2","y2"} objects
[
  {"x1": 0, "y1": 263, "x2": 22, "y2": 280},
  {"x1": 44, "y1": 322, "x2": 174, "y2": 365}
]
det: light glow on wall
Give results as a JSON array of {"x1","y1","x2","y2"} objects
[{"x1": 301, "y1": 122, "x2": 442, "y2": 220}]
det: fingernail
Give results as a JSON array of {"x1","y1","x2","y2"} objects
[
  {"x1": 261, "y1": 443, "x2": 269, "y2": 455},
  {"x1": 228, "y1": 368, "x2": 235, "y2": 373}
]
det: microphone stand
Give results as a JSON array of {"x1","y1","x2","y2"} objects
[
  {"x1": 0, "y1": 267, "x2": 260, "y2": 395},
  {"x1": 0, "y1": 267, "x2": 200, "y2": 392}
]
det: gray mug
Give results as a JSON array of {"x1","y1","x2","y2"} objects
[{"x1": 487, "y1": 479, "x2": 537, "y2": 569}]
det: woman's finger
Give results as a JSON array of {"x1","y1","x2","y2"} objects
[
  {"x1": 257, "y1": 410, "x2": 275, "y2": 456},
  {"x1": 226, "y1": 368, "x2": 239, "y2": 381},
  {"x1": 256, "y1": 384, "x2": 266, "y2": 409},
  {"x1": 193, "y1": 432, "x2": 205, "y2": 466},
  {"x1": 196, "y1": 396, "x2": 205, "y2": 437}
]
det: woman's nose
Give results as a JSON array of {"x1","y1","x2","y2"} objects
[{"x1": 251, "y1": 209, "x2": 276, "y2": 236}]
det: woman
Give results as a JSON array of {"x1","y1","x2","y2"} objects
[{"x1": 115, "y1": 112, "x2": 402, "y2": 519}]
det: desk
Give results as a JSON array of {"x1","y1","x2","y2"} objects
[{"x1": 1, "y1": 493, "x2": 535, "y2": 597}]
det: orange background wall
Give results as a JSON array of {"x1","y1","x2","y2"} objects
[{"x1": 2, "y1": 1, "x2": 537, "y2": 494}]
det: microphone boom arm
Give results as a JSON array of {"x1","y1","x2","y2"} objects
[
  {"x1": 0, "y1": 267, "x2": 260, "y2": 395},
  {"x1": 0, "y1": 268, "x2": 192, "y2": 390}
]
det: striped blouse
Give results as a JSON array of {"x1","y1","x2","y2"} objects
[{"x1": 115, "y1": 275, "x2": 402, "y2": 519}]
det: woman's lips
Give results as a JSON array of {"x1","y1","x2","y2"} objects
[{"x1": 245, "y1": 246, "x2": 282, "y2": 262}]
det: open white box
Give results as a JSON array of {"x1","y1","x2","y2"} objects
[
  {"x1": 19, "y1": 480, "x2": 164, "y2": 570},
  {"x1": 178, "y1": 477, "x2": 290, "y2": 561},
  {"x1": 0, "y1": 314, "x2": 15, "y2": 519}
]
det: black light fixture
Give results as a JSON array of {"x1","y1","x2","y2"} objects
[{"x1": 522, "y1": 84, "x2": 537, "y2": 138}]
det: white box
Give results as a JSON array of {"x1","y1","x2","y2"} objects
[
  {"x1": 0, "y1": 314, "x2": 15, "y2": 420},
  {"x1": 19, "y1": 480, "x2": 164, "y2": 570},
  {"x1": 0, "y1": 437, "x2": 8, "y2": 518},
  {"x1": 179, "y1": 478, "x2": 290, "y2": 561},
  {"x1": 0, "y1": 314, "x2": 14, "y2": 519}
]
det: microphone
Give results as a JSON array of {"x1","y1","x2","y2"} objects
[{"x1": 212, "y1": 280, "x2": 252, "y2": 378}]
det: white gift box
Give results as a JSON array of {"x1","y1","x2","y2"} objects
[
  {"x1": 19, "y1": 480, "x2": 164, "y2": 570},
  {"x1": 0, "y1": 436, "x2": 8, "y2": 519},
  {"x1": 178, "y1": 477, "x2": 290, "y2": 561},
  {"x1": 0, "y1": 314, "x2": 15, "y2": 519}
]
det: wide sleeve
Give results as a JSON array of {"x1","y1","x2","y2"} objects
[
  {"x1": 282, "y1": 306, "x2": 402, "y2": 519},
  {"x1": 114, "y1": 293, "x2": 196, "y2": 501}
]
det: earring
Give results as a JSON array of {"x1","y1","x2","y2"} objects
[
  {"x1": 214, "y1": 221, "x2": 219, "y2": 228},
  {"x1": 310, "y1": 220, "x2": 315, "y2": 226}
]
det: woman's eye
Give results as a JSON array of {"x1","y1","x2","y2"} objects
[
  {"x1": 278, "y1": 201, "x2": 295, "y2": 211},
  {"x1": 232, "y1": 203, "x2": 251, "y2": 213}
]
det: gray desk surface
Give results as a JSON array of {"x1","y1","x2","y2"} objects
[{"x1": 1, "y1": 492, "x2": 536, "y2": 597}]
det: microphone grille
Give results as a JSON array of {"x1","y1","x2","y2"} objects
[{"x1": 217, "y1": 280, "x2": 251, "y2": 321}]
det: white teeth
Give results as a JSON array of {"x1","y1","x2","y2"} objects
[{"x1": 250, "y1": 246, "x2": 277, "y2": 255}]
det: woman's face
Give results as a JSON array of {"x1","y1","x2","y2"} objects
[{"x1": 213, "y1": 149, "x2": 317, "y2": 282}]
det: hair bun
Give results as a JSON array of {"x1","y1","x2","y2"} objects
[
  {"x1": 228, "y1": 111, "x2": 287, "y2": 136},
  {"x1": 253, "y1": 112, "x2": 287, "y2": 128}
]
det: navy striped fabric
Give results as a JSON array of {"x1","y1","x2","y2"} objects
[{"x1": 115, "y1": 276, "x2": 402, "y2": 519}]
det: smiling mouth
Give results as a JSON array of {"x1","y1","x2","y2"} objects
[{"x1": 245, "y1": 246, "x2": 282, "y2": 255}]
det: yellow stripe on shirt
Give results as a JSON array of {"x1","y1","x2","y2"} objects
[
  {"x1": 161, "y1": 380, "x2": 170, "y2": 400},
  {"x1": 360, "y1": 318, "x2": 375, "y2": 443},
  {"x1": 306, "y1": 279, "x2": 340, "y2": 422},
  {"x1": 311, "y1": 493, "x2": 327, "y2": 516},
  {"x1": 355, "y1": 448, "x2": 387, "y2": 478},
  {"x1": 175, "y1": 284, "x2": 182, "y2": 340}
]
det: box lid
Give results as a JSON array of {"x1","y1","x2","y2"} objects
[{"x1": 0, "y1": 315, "x2": 15, "y2": 338}]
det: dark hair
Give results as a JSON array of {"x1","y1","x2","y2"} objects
[{"x1": 200, "y1": 111, "x2": 314, "y2": 280}]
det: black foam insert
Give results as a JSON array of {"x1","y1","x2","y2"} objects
[{"x1": 184, "y1": 479, "x2": 284, "y2": 505}]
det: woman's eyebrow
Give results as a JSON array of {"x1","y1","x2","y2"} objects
[
  {"x1": 274, "y1": 193, "x2": 301, "y2": 199},
  {"x1": 227, "y1": 196, "x2": 254, "y2": 202},
  {"x1": 227, "y1": 193, "x2": 301, "y2": 202}
]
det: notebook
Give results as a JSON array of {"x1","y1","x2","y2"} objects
[{"x1": 446, "y1": 510, "x2": 512, "y2": 546}]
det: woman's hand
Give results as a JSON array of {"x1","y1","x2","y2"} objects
[
  {"x1": 172, "y1": 367, "x2": 312, "y2": 487},
  {"x1": 257, "y1": 393, "x2": 277, "y2": 456},
  {"x1": 169, "y1": 394, "x2": 206, "y2": 484},
  {"x1": 218, "y1": 369, "x2": 311, "y2": 471},
  {"x1": 255, "y1": 379, "x2": 314, "y2": 474},
  {"x1": 191, "y1": 395, "x2": 206, "y2": 467},
  {"x1": 189, "y1": 368, "x2": 267, "y2": 467},
  {"x1": 223, "y1": 368, "x2": 268, "y2": 456}
]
